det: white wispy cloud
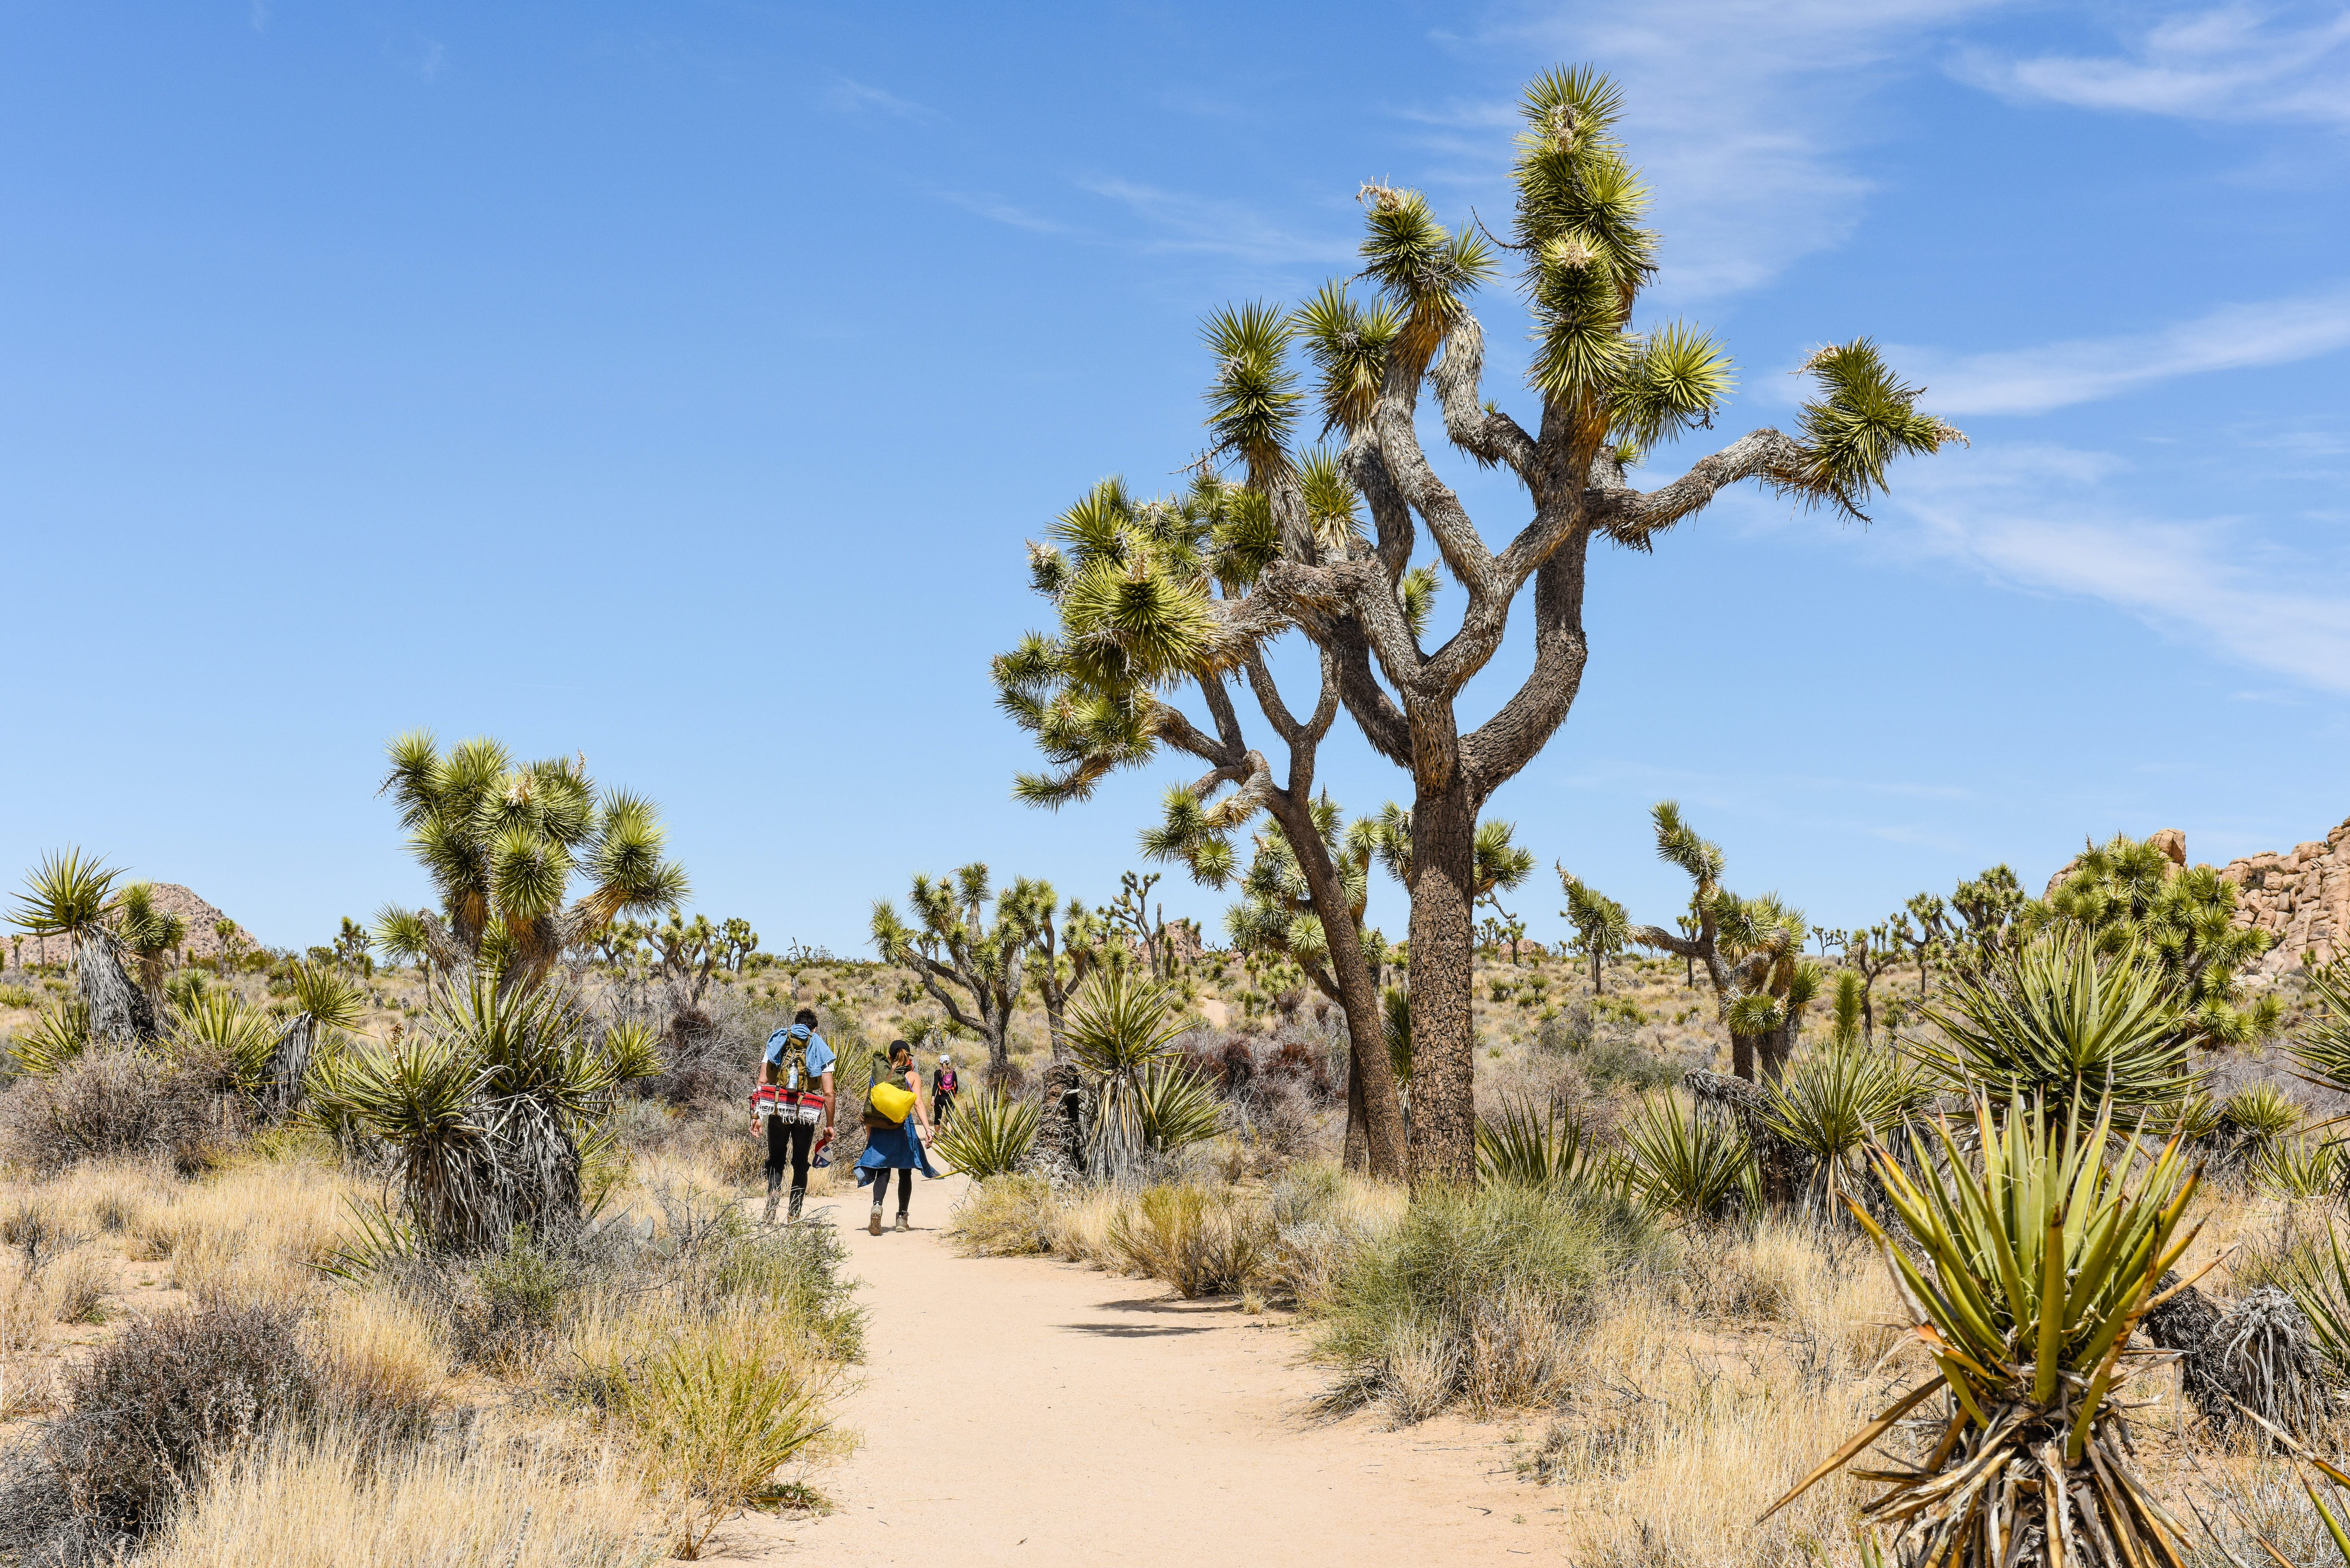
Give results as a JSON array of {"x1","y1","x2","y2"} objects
[
  {"x1": 1955, "y1": 4, "x2": 2350, "y2": 125},
  {"x1": 1076, "y1": 179, "x2": 1354, "y2": 266},
  {"x1": 1893, "y1": 285, "x2": 2350, "y2": 414},
  {"x1": 936, "y1": 191, "x2": 1070, "y2": 235},
  {"x1": 1456, "y1": 0, "x2": 2011, "y2": 300},
  {"x1": 1884, "y1": 444, "x2": 2350, "y2": 691},
  {"x1": 822, "y1": 77, "x2": 941, "y2": 123}
]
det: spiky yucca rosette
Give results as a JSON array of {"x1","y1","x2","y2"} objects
[{"x1": 1766, "y1": 1094, "x2": 2210, "y2": 1568}]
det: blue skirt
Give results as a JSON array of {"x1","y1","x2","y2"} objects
[{"x1": 855, "y1": 1120, "x2": 941, "y2": 1184}]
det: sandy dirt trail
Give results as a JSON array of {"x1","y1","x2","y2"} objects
[{"x1": 723, "y1": 1173, "x2": 1561, "y2": 1567}]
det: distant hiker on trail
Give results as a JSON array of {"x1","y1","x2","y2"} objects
[
  {"x1": 932, "y1": 1053, "x2": 961, "y2": 1130},
  {"x1": 857, "y1": 1038, "x2": 939, "y2": 1235},
  {"x1": 757, "y1": 1008, "x2": 835, "y2": 1224}
]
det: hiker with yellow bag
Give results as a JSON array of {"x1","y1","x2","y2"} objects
[{"x1": 854, "y1": 1039, "x2": 941, "y2": 1234}]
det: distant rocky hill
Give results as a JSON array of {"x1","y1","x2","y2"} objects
[
  {"x1": 9, "y1": 883, "x2": 258, "y2": 968},
  {"x1": 2045, "y1": 820, "x2": 2347, "y2": 978}
]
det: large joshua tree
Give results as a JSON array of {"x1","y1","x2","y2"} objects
[
  {"x1": 371, "y1": 732, "x2": 688, "y2": 992},
  {"x1": 1153, "y1": 67, "x2": 1955, "y2": 1180},
  {"x1": 994, "y1": 471, "x2": 1412, "y2": 1178}
]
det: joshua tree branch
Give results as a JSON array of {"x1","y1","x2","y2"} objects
[
  {"x1": 1431, "y1": 315, "x2": 1540, "y2": 483},
  {"x1": 1462, "y1": 546, "x2": 1592, "y2": 795},
  {"x1": 1344, "y1": 433, "x2": 1417, "y2": 584},
  {"x1": 1584, "y1": 428, "x2": 1807, "y2": 546},
  {"x1": 1370, "y1": 361, "x2": 1499, "y2": 609}
]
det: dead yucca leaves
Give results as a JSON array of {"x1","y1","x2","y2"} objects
[{"x1": 1766, "y1": 1092, "x2": 2208, "y2": 1567}]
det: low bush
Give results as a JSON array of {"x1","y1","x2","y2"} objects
[
  {"x1": 1107, "y1": 1182, "x2": 1271, "y2": 1300},
  {"x1": 0, "y1": 1047, "x2": 234, "y2": 1175},
  {"x1": 1314, "y1": 1180, "x2": 1651, "y2": 1424},
  {"x1": 945, "y1": 1172, "x2": 1061, "y2": 1257},
  {"x1": 0, "y1": 1302, "x2": 400, "y2": 1564},
  {"x1": 621, "y1": 1315, "x2": 833, "y2": 1560}
]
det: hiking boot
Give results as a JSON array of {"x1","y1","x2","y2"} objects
[
  {"x1": 893, "y1": 1212, "x2": 910, "y2": 1233},
  {"x1": 867, "y1": 1208, "x2": 884, "y2": 1236},
  {"x1": 761, "y1": 1190, "x2": 779, "y2": 1226},
  {"x1": 786, "y1": 1187, "x2": 805, "y2": 1222}
]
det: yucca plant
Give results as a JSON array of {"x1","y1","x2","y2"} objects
[
  {"x1": 8, "y1": 997, "x2": 93, "y2": 1076},
  {"x1": 1760, "y1": 1036, "x2": 1932, "y2": 1213},
  {"x1": 2255, "y1": 1135, "x2": 2348, "y2": 1201},
  {"x1": 1475, "y1": 1097, "x2": 1591, "y2": 1191},
  {"x1": 169, "y1": 992, "x2": 281, "y2": 1094},
  {"x1": 2224, "y1": 1082, "x2": 2305, "y2": 1158},
  {"x1": 1614, "y1": 1092, "x2": 1757, "y2": 1220},
  {"x1": 1766, "y1": 1093, "x2": 2206, "y2": 1566},
  {"x1": 307, "y1": 974, "x2": 656, "y2": 1250},
  {"x1": 932, "y1": 1089, "x2": 1040, "y2": 1180},
  {"x1": 1062, "y1": 969, "x2": 1217, "y2": 1182},
  {"x1": 2288, "y1": 958, "x2": 2350, "y2": 1101},
  {"x1": 2272, "y1": 1221, "x2": 2350, "y2": 1381},
  {"x1": 9, "y1": 849, "x2": 154, "y2": 1044},
  {"x1": 1916, "y1": 930, "x2": 2203, "y2": 1118}
]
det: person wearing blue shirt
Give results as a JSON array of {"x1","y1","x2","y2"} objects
[{"x1": 761, "y1": 1008, "x2": 836, "y2": 1223}]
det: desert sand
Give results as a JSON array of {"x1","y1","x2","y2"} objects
[{"x1": 721, "y1": 1172, "x2": 1559, "y2": 1566}]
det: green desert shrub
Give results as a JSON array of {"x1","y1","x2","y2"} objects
[
  {"x1": 1759, "y1": 1036, "x2": 1930, "y2": 1210},
  {"x1": 932, "y1": 1089, "x2": 1039, "y2": 1179},
  {"x1": 1474, "y1": 1097, "x2": 1591, "y2": 1191},
  {"x1": 1107, "y1": 1182, "x2": 1272, "y2": 1300},
  {"x1": 1315, "y1": 1180, "x2": 1650, "y2": 1424},
  {"x1": 945, "y1": 1173, "x2": 1062, "y2": 1258},
  {"x1": 1614, "y1": 1092, "x2": 1757, "y2": 1221},
  {"x1": 2251, "y1": 1135, "x2": 2343, "y2": 1202}
]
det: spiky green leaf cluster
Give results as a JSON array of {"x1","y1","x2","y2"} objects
[
  {"x1": 1202, "y1": 302, "x2": 1300, "y2": 475},
  {"x1": 374, "y1": 732, "x2": 687, "y2": 984},
  {"x1": 1357, "y1": 185, "x2": 1497, "y2": 366},
  {"x1": 1781, "y1": 339, "x2": 1964, "y2": 519},
  {"x1": 1771, "y1": 1093, "x2": 2203, "y2": 1565},
  {"x1": 2036, "y1": 832, "x2": 2279, "y2": 1052},
  {"x1": 1291, "y1": 282, "x2": 1402, "y2": 436},
  {"x1": 1917, "y1": 930, "x2": 2206, "y2": 1113}
]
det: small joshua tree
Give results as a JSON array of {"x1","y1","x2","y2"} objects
[
  {"x1": 371, "y1": 731, "x2": 688, "y2": 993},
  {"x1": 1839, "y1": 921, "x2": 1899, "y2": 1045},
  {"x1": 115, "y1": 882, "x2": 185, "y2": 1011},
  {"x1": 1628, "y1": 802, "x2": 1819, "y2": 1082},
  {"x1": 994, "y1": 472, "x2": 1409, "y2": 1176},
  {"x1": 212, "y1": 916, "x2": 245, "y2": 976},
  {"x1": 1556, "y1": 864, "x2": 1628, "y2": 995},
  {"x1": 1026, "y1": 893, "x2": 1111, "y2": 1062},
  {"x1": 718, "y1": 916, "x2": 759, "y2": 973},
  {"x1": 871, "y1": 864, "x2": 1047, "y2": 1085}
]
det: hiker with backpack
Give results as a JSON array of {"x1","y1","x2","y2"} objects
[
  {"x1": 855, "y1": 1039, "x2": 940, "y2": 1234},
  {"x1": 931, "y1": 1052, "x2": 961, "y2": 1130},
  {"x1": 756, "y1": 1008, "x2": 835, "y2": 1224}
]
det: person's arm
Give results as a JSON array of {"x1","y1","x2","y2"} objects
[{"x1": 817, "y1": 1068, "x2": 835, "y2": 1131}]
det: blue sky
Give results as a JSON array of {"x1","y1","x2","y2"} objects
[{"x1": 2, "y1": 1, "x2": 2346, "y2": 958}]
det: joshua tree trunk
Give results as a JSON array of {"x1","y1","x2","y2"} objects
[
  {"x1": 1401, "y1": 772, "x2": 1480, "y2": 1185},
  {"x1": 77, "y1": 932, "x2": 155, "y2": 1045},
  {"x1": 1590, "y1": 948, "x2": 1603, "y2": 995}
]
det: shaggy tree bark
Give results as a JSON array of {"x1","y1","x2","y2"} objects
[
  {"x1": 268, "y1": 1014, "x2": 315, "y2": 1110},
  {"x1": 76, "y1": 932, "x2": 155, "y2": 1045}
]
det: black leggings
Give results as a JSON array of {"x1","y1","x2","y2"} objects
[
  {"x1": 764, "y1": 1117, "x2": 815, "y2": 1194},
  {"x1": 869, "y1": 1168, "x2": 913, "y2": 1211}
]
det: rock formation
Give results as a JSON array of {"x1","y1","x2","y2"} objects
[{"x1": 2220, "y1": 818, "x2": 2350, "y2": 977}]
